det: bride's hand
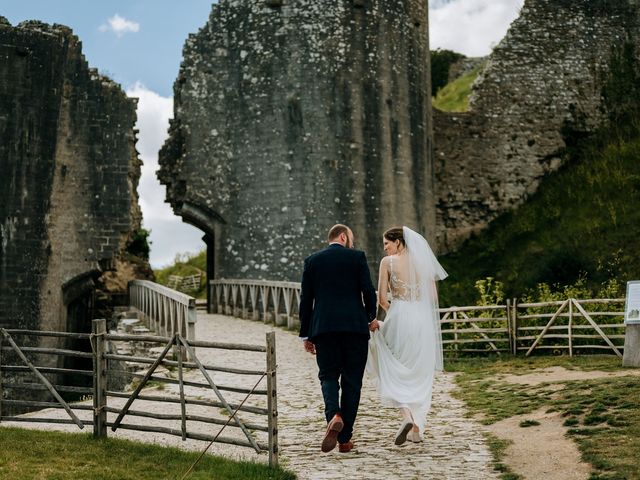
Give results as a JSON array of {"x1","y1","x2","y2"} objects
[{"x1": 369, "y1": 319, "x2": 381, "y2": 332}]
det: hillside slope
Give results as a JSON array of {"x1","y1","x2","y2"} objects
[
  {"x1": 439, "y1": 126, "x2": 640, "y2": 306},
  {"x1": 437, "y1": 42, "x2": 640, "y2": 306}
]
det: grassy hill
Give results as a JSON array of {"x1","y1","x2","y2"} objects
[
  {"x1": 432, "y1": 65, "x2": 481, "y2": 112},
  {"x1": 437, "y1": 42, "x2": 640, "y2": 306},
  {"x1": 154, "y1": 250, "x2": 207, "y2": 299},
  {"x1": 439, "y1": 131, "x2": 640, "y2": 306}
]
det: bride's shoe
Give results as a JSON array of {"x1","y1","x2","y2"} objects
[
  {"x1": 394, "y1": 419, "x2": 414, "y2": 446},
  {"x1": 407, "y1": 430, "x2": 423, "y2": 443}
]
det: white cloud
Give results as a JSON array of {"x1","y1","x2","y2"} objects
[
  {"x1": 429, "y1": 0, "x2": 524, "y2": 57},
  {"x1": 126, "y1": 83, "x2": 204, "y2": 268},
  {"x1": 99, "y1": 14, "x2": 140, "y2": 37}
]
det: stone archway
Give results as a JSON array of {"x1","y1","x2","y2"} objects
[
  {"x1": 178, "y1": 201, "x2": 226, "y2": 313},
  {"x1": 60, "y1": 271, "x2": 100, "y2": 396}
]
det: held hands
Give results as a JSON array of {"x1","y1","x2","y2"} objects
[
  {"x1": 303, "y1": 339, "x2": 316, "y2": 355},
  {"x1": 369, "y1": 319, "x2": 381, "y2": 332}
]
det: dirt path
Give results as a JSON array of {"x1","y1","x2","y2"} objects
[
  {"x1": 486, "y1": 365, "x2": 640, "y2": 480},
  {"x1": 485, "y1": 408, "x2": 591, "y2": 480},
  {"x1": 498, "y1": 365, "x2": 640, "y2": 386}
]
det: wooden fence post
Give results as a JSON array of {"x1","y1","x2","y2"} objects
[
  {"x1": 187, "y1": 299, "x2": 197, "y2": 342},
  {"x1": 92, "y1": 319, "x2": 107, "y2": 438},
  {"x1": 568, "y1": 298, "x2": 574, "y2": 357},
  {"x1": 512, "y1": 298, "x2": 518, "y2": 355},
  {"x1": 506, "y1": 299, "x2": 512, "y2": 355},
  {"x1": 266, "y1": 332, "x2": 278, "y2": 468},
  {"x1": 453, "y1": 310, "x2": 459, "y2": 356},
  {"x1": 177, "y1": 334, "x2": 187, "y2": 441}
]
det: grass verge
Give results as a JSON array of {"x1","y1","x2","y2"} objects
[
  {"x1": 0, "y1": 427, "x2": 295, "y2": 480},
  {"x1": 447, "y1": 356, "x2": 640, "y2": 480},
  {"x1": 484, "y1": 433, "x2": 523, "y2": 480}
]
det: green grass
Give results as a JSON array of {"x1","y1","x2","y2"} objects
[
  {"x1": 432, "y1": 65, "x2": 482, "y2": 112},
  {"x1": 446, "y1": 354, "x2": 621, "y2": 376},
  {"x1": 448, "y1": 356, "x2": 640, "y2": 480},
  {"x1": 439, "y1": 131, "x2": 640, "y2": 306},
  {"x1": 484, "y1": 433, "x2": 523, "y2": 480},
  {"x1": 518, "y1": 419, "x2": 540, "y2": 428},
  {"x1": 0, "y1": 427, "x2": 294, "y2": 480}
]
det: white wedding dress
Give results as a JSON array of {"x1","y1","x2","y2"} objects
[{"x1": 366, "y1": 227, "x2": 447, "y2": 434}]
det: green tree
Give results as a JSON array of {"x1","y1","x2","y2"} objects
[
  {"x1": 127, "y1": 228, "x2": 151, "y2": 260},
  {"x1": 431, "y1": 49, "x2": 464, "y2": 96}
]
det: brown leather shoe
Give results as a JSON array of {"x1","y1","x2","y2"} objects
[
  {"x1": 321, "y1": 414, "x2": 344, "y2": 453},
  {"x1": 338, "y1": 440, "x2": 354, "y2": 453}
]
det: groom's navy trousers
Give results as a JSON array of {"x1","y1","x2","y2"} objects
[
  {"x1": 314, "y1": 332, "x2": 369, "y2": 443},
  {"x1": 299, "y1": 244, "x2": 377, "y2": 444}
]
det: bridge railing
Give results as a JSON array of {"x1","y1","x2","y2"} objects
[
  {"x1": 209, "y1": 279, "x2": 626, "y2": 357},
  {"x1": 129, "y1": 280, "x2": 197, "y2": 341},
  {"x1": 210, "y1": 279, "x2": 302, "y2": 330}
]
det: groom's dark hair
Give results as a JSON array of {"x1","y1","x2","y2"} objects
[
  {"x1": 328, "y1": 224, "x2": 350, "y2": 241},
  {"x1": 383, "y1": 226, "x2": 405, "y2": 246}
]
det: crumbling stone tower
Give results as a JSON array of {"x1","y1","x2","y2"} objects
[
  {"x1": 159, "y1": 0, "x2": 434, "y2": 281},
  {"x1": 0, "y1": 19, "x2": 142, "y2": 333}
]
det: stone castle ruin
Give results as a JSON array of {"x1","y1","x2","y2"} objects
[
  {"x1": 434, "y1": 0, "x2": 640, "y2": 252},
  {"x1": 160, "y1": 0, "x2": 640, "y2": 283},
  {"x1": 0, "y1": 18, "x2": 143, "y2": 334},
  {"x1": 159, "y1": 0, "x2": 435, "y2": 281},
  {"x1": 2, "y1": 0, "x2": 638, "y2": 331}
]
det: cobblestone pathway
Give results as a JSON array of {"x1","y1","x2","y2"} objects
[
  {"x1": 199, "y1": 314, "x2": 499, "y2": 480},
  {"x1": 2, "y1": 313, "x2": 499, "y2": 479}
]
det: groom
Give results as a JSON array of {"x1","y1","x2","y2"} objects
[{"x1": 299, "y1": 224, "x2": 377, "y2": 453}]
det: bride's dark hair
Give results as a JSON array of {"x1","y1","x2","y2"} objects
[{"x1": 383, "y1": 226, "x2": 405, "y2": 246}]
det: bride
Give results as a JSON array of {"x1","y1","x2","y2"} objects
[{"x1": 367, "y1": 226, "x2": 447, "y2": 445}]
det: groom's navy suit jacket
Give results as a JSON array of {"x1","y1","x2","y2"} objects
[{"x1": 299, "y1": 244, "x2": 377, "y2": 341}]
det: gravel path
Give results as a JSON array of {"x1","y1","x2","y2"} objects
[{"x1": 2, "y1": 313, "x2": 499, "y2": 479}]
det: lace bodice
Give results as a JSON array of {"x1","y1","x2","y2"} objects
[{"x1": 389, "y1": 255, "x2": 421, "y2": 302}]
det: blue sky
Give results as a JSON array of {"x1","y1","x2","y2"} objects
[
  {"x1": 1, "y1": 0, "x2": 212, "y2": 96},
  {"x1": 1, "y1": 0, "x2": 523, "y2": 267}
]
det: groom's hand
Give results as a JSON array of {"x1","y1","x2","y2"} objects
[
  {"x1": 303, "y1": 340, "x2": 316, "y2": 355},
  {"x1": 369, "y1": 319, "x2": 381, "y2": 331}
]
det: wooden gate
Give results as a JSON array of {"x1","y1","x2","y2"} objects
[
  {"x1": 515, "y1": 298, "x2": 625, "y2": 357},
  {"x1": 0, "y1": 320, "x2": 279, "y2": 467}
]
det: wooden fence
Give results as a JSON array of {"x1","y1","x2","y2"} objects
[
  {"x1": 129, "y1": 280, "x2": 197, "y2": 341},
  {"x1": 440, "y1": 298, "x2": 626, "y2": 357},
  {"x1": 167, "y1": 273, "x2": 203, "y2": 293},
  {"x1": 0, "y1": 319, "x2": 279, "y2": 467},
  {"x1": 210, "y1": 279, "x2": 626, "y2": 357}
]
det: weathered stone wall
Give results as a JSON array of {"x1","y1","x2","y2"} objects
[
  {"x1": 0, "y1": 19, "x2": 142, "y2": 332},
  {"x1": 159, "y1": 0, "x2": 434, "y2": 281},
  {"x1": 434, "y1": 0, "x2": 640, "y2": 252},
  {"x1": 447, "y1": 56, "x2": 485, "y2": 81}
]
